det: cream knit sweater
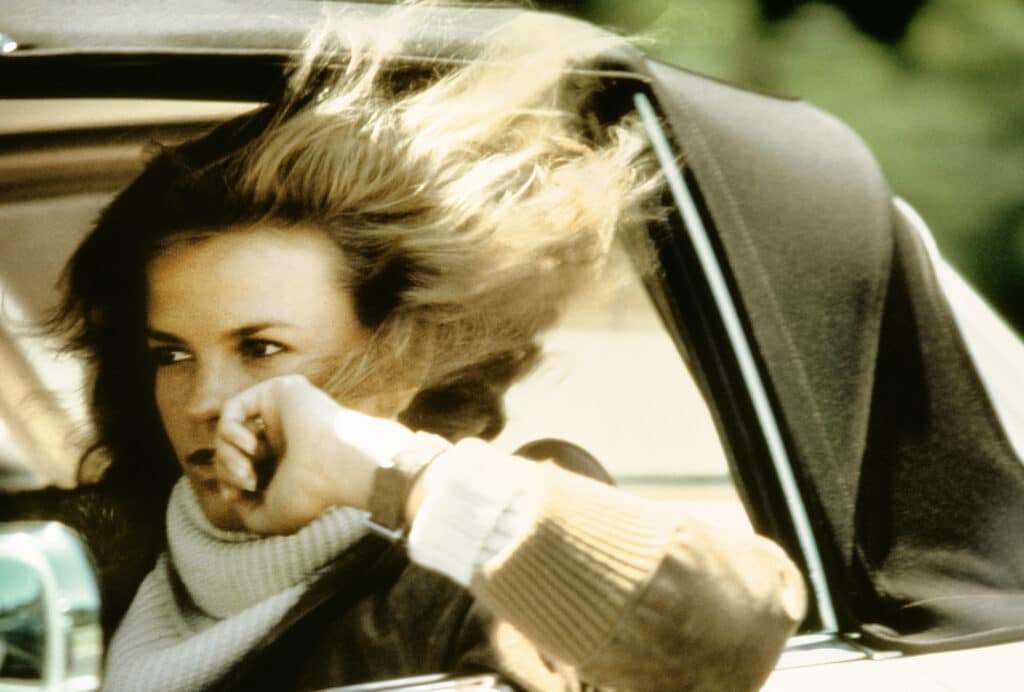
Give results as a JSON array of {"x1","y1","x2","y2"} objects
[
  {"x1": 106, "y1": 438, "x2": 806, "y2": 691},
  {"x1": 104, "y1": 481, "x2": 369, "y2": 691},
  {"x1": 413, "y1": 440, "x2": 807, "y2": 691}
]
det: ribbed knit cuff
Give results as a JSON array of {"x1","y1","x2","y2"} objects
[
  {"x1": 407, "y1": 439, "x2": 544, "y2": 587},
  {"x1": 470, "y1": 464, "x2": 678, "y2": 668}
]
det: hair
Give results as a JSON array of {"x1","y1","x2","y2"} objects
[{"x1": 53, "y1": 7, "x2": 661, "y2": 498}]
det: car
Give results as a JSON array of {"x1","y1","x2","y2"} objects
[{"x1": 1, "y1": 2, "x2": 1022, "y2": 690}]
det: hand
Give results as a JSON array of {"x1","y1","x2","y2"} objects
[{"x1": 213, "y1": 374, "x2": 419, "y2": 535}]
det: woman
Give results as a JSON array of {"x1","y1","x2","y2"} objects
[{"x1": 25, "y1": 10, "x2": 805, "y2": 691}]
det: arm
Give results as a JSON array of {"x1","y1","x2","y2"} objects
[
  {"x1": 211, "y1": 376, "x2": 806, "y2": 690},
  {"x1": 407, "y1": 441, "x2": 807, "y2": 692}
]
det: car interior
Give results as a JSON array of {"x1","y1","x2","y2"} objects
[{"x1": 1, "y1": 2, "x2": 1022, "y2": 690}]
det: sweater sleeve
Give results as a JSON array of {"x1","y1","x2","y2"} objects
[
  {"x1": 406, "y1": 439, "x2": 544, "y2": 587},
  {"x1": 407, "y1": 440, "x2": 807, "y2": 692}
]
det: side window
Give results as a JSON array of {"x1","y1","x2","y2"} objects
[
  {"x1": 0, "y1": 98, "x2": 754, "y2": 538},
  {"x1": 0, "y1": 98, "x2": 257, "y2": 488},
  {"x1": 0, "y1": 192, "x2": 105, "y2": 487},
  {"x1": 495, "y1": 241, "x2": 752, "y2": 533}
]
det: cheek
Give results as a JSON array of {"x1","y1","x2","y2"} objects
[{"x1": 153, "y1": 371, "x2": 187, "y2": 442}]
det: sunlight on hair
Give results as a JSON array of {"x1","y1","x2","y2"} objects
[{"x1": 226, "y1": 5, "x2": 666, "y2": 426}]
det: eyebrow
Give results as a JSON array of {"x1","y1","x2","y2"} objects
[
  {"x1": 146, "y1": 329, "x2": 183, "y2": 344},
  {"x1": 146, "y1": 322, "x2": 297, "y2": 343}
]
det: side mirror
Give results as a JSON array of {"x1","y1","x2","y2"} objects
[{"x1": 0, "y1": 522, "x2": 101, "y2": 692}]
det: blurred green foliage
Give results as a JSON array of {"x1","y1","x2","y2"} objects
[{"x1": 543, "y1": 0, "x2": 1024, "y2": 332}]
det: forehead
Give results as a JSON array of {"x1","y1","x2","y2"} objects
[{"x1": 146, "y1": 225, "x2": 353, "y2": 332}]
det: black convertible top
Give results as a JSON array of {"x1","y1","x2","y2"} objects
[
  {"x1": 633, "y1": 58, "x2": 1024, "y2": 651},
  {"x1": 3, "y1": 0, "x2": 1022, "y2": 654}
]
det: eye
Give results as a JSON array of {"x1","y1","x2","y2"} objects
[
  {"x1": 149, "y1": 346, "x2": 192, "y2": 367},
  {"x1": 239, "y1": 338, "x2": 286, "y2": 360}
]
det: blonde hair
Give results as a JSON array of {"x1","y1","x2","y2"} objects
[
  {"x1": 231, "y1": 8, "x2": 661, "y2": 435},
  {"x1": 60, "y1": 6, "x2": 663, "y2": 454}
]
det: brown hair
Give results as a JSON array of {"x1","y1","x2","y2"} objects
[{"x1": 54, "y1": 9, "x2": 661, "y2": 493}]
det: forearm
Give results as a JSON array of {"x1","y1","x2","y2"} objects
[{"x1": 406, "y1": 440, "x2": 807, "y2": 691}]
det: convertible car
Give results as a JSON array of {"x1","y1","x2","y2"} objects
[{"x1": 1, "y1": 1, "x2": 1022, "y2": 690}]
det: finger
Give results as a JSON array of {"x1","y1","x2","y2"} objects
[
  {"x1": 218, "y1": 416, "x2": 259, "y2": 457},
  {"x1": 220, "y1": 380, "x2": 275, "y2": 434},
  {"x1": 220, "y1": 378, "x2": 295, "y2": 452},
  {"x1": 214, "y1": 437, "x2": 258, "y2": 492}
]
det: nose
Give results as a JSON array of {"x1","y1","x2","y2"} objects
[{"x1": 183, "y1": 357, "x2": 250, "y2": 426}]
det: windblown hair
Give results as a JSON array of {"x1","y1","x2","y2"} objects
[{"x1": 55, "y1": 8, "x2": 660, "y2": 497}]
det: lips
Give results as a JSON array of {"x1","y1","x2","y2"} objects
[
  {"x1": 186, "y1": 448, "x2": 215, "y2": 466},
  {"x1": 184, "y1": 449, "x2": 220, "y2": 492}
]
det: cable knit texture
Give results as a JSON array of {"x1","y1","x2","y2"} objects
[
  {"x1": 406, "y1": 438, "x2": 807, "y2": 690},
  {"x1": 104, "y1": 478, "x2": 369, "y2": 692},
  {"x1": 471, "y1": 461, "x2": 680, "y2": 669},
  {"x1": 461, "y1": 460, "x2": 807, "y2": 691},
  {"x1": 102, "y1": 449, "x2": 806, "y2": 692}
]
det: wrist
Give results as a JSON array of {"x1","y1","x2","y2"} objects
[
  {"x1": 327, "y1": 407, "x2": 419, "y2": 509},
  {"x1": 363, "y1": 431, "x2": 450, "y2": 541}
]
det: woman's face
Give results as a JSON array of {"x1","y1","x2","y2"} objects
[{"x1": 146, "y1": 225, "x2": 368, "y2": 530}]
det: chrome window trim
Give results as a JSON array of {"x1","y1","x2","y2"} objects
[
  {"x1": 776, "y1": 633, "x2": 867, "y2": 669},
  {"x1": 634, "y1": 92, "x2": 839, "y2": 633}
]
